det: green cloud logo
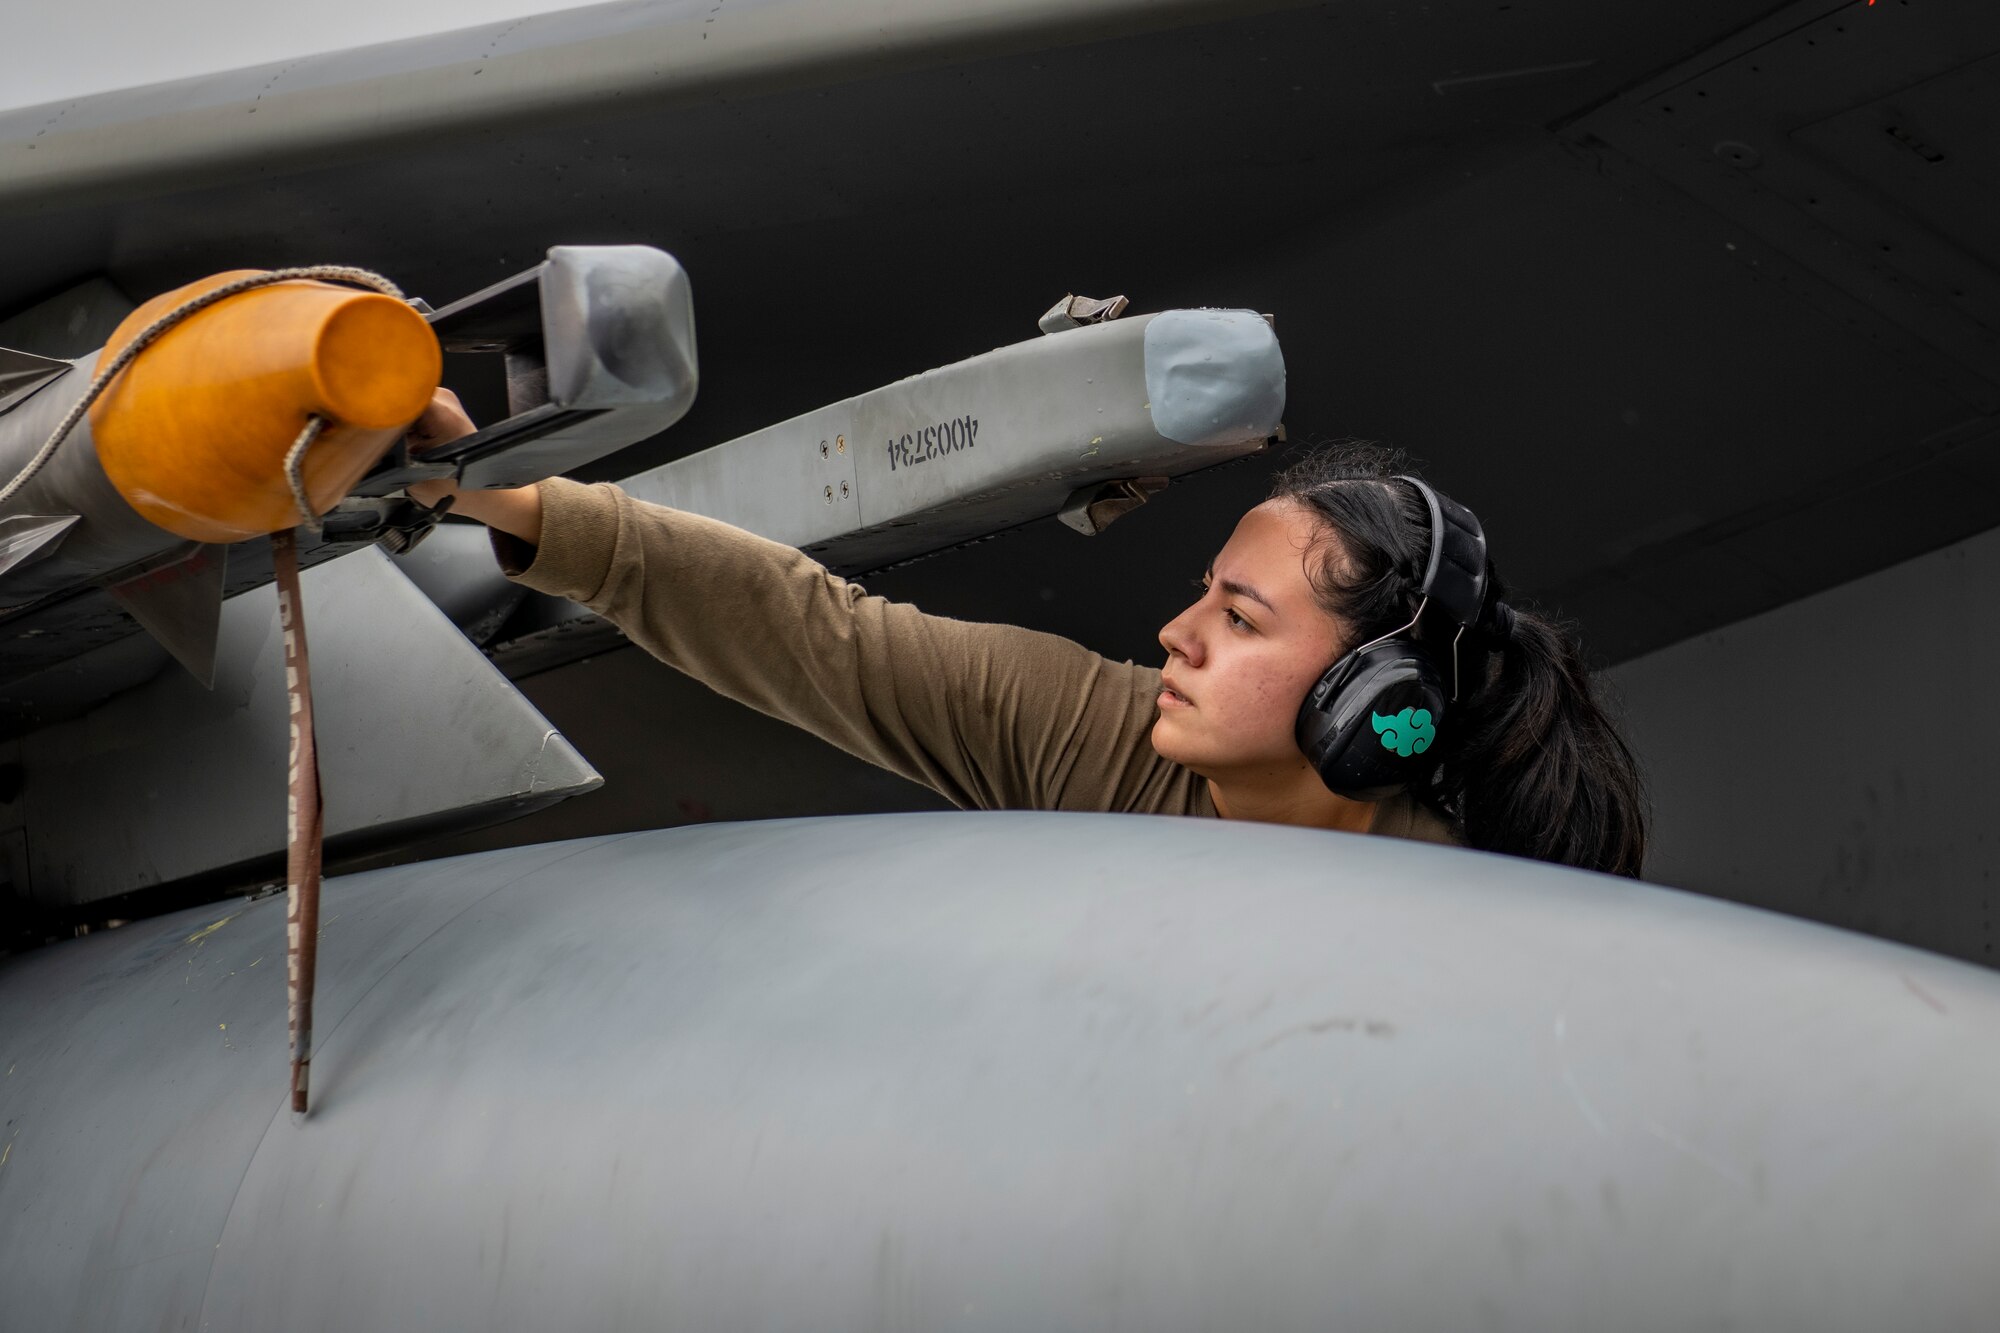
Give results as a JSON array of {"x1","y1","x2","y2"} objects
[{"x1": 1371, "y1": 707, "x2": 1435, "y2": 758}]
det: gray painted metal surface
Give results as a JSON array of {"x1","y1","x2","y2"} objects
[
  {"x1": 1604, "y1": 519, "x2": 2000, "y2": 967},
  {"x1": 0, "y1": 278, "x2": 134, "y2": 361},
  {"x1": 410, "y1": 245, "x2": 700, "y2": 493},
  {"x1": 0, "y1": 0, "x2": 1303, "y2": 210},
  {"x1": 624, "y1": 308, "x2": 1281, "y2": 568},
  {"x1": 0, "y1": 547, "x2": 598, "y2": 907},
  {"x1": 389, "y1": 523, "x2": 529, "y2": 645},
  {"x1": 1, "y1": 811, "x2": 1995, "y2": 1330},
  {"x1": 1561, "y1": 0, "x2": 2000, "y2": 413}
]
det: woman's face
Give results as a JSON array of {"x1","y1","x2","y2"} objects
[{"x1": 1153, "y1": 499, "x2": 1349, "y2": 780}]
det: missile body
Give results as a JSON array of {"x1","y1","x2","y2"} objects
[
  {"x1": 0, "y1": 272, "x2": 438, "y2": 609},
  {"x1": 3, "y1": 246, "x2": 695, "y2": 689},
  {"x1": 0, "y1": 358, "x2": 160, "y2": 604}
]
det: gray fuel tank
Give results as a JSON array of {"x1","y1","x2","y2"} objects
[{"x1": 1, "y1": 812, "x2": 1995, "y2": 1330}]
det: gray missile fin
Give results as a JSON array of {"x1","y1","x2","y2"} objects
[
  {"x1": 0, "y1": 514, "x2": 80, "y2": 581},
  {"x1": 9, "y1": 546, "x2": 601, "y2": 905},
  {"x1": 391, "y1": 523, "x2": 528, "y2": 645},
  {"x1": 105, "y1": 545, "x2": 227, "y2": 689},
  {"x1": 0, "y1": 346, "x2": 71, "y2": 418}
]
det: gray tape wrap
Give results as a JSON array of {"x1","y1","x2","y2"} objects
[{"x1": 1142, "y1": 308, "x2": 1285, "y2": 447}]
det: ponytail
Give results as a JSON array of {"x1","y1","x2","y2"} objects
[
  {"x1": 1270, "y1": 441, "x2": 1648, "y2": 877},
  {"x1": 1440, "y1": 597, "x2": 1647, "y2": 877}
]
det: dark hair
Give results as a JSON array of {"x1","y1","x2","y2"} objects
[{"x1": 1270, "y1": 441, "x2": 1648, "y2": 877}]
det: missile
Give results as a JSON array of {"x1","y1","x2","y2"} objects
[
  {"x1": 0, "y1": 245, "x2": 697, "y2": 689},
  {"x1": 0, "y1": 271, "x2": 440, "y2": 680},
  {"x1": 0, "y1": 271, "x2": 438, "y2": 595}
]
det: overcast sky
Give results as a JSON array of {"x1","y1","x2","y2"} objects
[{"x1": 6, "y1": 0, "x2": 602, "y2": 112}]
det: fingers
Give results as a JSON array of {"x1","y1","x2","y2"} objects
[
  {"x1": 407, "y1": 477, "x2": 457, "y2": 508},
  {"x1": 405, "y1": 386, "x2": 477, "y2": 455},
  {"x1": 404, "y1": 388, "x2": 473, "y2": 508}
]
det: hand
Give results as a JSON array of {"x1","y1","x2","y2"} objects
[
  {"x1": 399, "y1": 386, "x2": 544, "y2": 545},
  {"x1": 405, "y1": 386, "x2": 475, "y2": 454},
  {"x1": 404, "y1": 387, "x2": 475, "y2": 508}
]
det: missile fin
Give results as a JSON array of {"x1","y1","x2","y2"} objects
[
  {"x1": 106, "y1": 545, "x2": 227, "y2": 689},
  {"x1": 0, "y1": 346, "x2": 71, "y2": 419},
  {"x1": 0, "y1": 514, "x2": 81, "y2": 581}
]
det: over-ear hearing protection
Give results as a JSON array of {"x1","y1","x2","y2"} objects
[{"x1": 1293, "y1": 476, "x2": 1491, "y2": 800}]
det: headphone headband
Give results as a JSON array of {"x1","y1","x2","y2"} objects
[{"x1": 1393, "y1": 475, "x2": 1489, "y2": 633}]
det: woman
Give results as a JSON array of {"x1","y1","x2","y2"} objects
[{"x1": 408, "y1": 394, "x2": 1646, "y2": 877}]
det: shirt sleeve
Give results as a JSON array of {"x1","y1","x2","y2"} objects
[{"x1": 495, "y1": 478, "x2": 1205, "y2": 815}]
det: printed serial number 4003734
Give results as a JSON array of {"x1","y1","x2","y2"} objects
[{"x1": 886, "y1": 415, "x2": 979, "y2": 472}]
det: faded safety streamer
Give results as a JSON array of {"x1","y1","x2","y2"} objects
[{"x1": 272, "y1": 529, "x2": 325, "y2": 1114}]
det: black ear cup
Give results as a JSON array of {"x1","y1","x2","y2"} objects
[
  {"x1": 1294, "y1": 640, "x2": 1449, "y2": 800},
  {"x1": 1291, "y1": 476, "x2": 1489, "y2": 799}
]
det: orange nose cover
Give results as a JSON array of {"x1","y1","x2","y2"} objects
[{"x1": 89, "y1": 271, "x2": 442, "y2": 543}]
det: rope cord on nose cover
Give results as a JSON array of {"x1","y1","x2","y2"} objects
[{"x1": 284, "y1": 416, "x2": 331, "y2": 538}]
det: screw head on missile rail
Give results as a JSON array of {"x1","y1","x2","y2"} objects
[{"x1": 89, "y1": 270, "x2": 441, "y2": 543}]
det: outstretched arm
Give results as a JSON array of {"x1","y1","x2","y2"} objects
[
  {"x1": 402, "y1": 390, "x2": 1195, "y2": 815},
  {"x1": 505, "y1": 480, "x2": 1187, "y2": 813}
]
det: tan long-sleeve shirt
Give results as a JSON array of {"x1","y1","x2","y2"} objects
[{"x1": 500, "y1": 478, "x2": 1458, "y2": 845}]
